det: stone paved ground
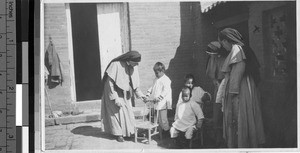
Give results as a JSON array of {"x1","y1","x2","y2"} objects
[{"x1": 45, "y1": 121, "x2": 177, "y2": 151}]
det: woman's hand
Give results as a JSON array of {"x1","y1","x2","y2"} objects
[
  {"x1": 153, "y1": 97, "x2": 162, "y2": 103},
  {"x1": 196, "y1": 119, "x2": 204, "y2": 129},
  {"x1": 141, "y1": 95, "x2": 149, "y2": 103},
  {"x1": 201, "y1": 93, "x2": 211, "y2": 103},
  {"x1": 115, "y1": 99, "x2": 122, "y2": 107},
  {"x1": 213, "y1": 79, "x2": 220, "y2": 87}
]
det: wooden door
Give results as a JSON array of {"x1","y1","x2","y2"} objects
[{"x1": 97, "y1": 3, "x2": 129, "y2": 78}]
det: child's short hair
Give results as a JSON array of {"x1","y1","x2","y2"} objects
[
  {"x1": 153, "y1": 62, "x2": 165, "y2": 72},
  {"x1": 182, "y1": 86, "x2": 192, "y2": 97},
  {"x1": 184, "y1": 73, "x2": 195, "y2": 84}
]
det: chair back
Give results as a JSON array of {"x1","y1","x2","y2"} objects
[{"x1": 144, "y1": 100, "x2": 159, "y2": 124}]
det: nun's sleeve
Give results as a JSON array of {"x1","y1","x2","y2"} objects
[
  {"x1": 229, "y1": 61, "x2": 245, "y2": 94},
  {"x1": 107, "y1": 76, "x2": 118, "y2": 101},
  {"x1": 134, "y1": 87, "x2": 145, "y2": 99}
]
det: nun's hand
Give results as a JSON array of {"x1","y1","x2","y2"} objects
[
  {"x1": 141, "y1": 95, "x2": 148, "y2": 103},
  {"x1": 115, "y1": 99, "x2": 122, "y2": 107}
]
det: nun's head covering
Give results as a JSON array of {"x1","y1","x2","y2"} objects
[
  {"x1": 111, "y1": 50, "x2": 141, "y2": 63},
  {"x1": 206, "y1": 41, "x2": 222, "y2": 55},
  {"x1": 219, "y1": 28, "x2": 261, "y2": 85},
  {"x1": 100, "y1": 51, "x2": 142, "y2": 98},
  {"x1": 218, "y1": 28, "x2": 244, "y2": 46}
]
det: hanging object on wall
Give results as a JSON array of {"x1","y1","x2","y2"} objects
[{"x1": 45, "y1": 36, "x2": 64, "y2": 89}]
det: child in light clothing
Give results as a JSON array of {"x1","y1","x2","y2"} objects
[
  {"x1": 145, "y1": 62, "x2": 172, "y2": 137},
  {"x1": 177, "y1": 74, "x2": 211, "y2": 106},
  {"x1": 170, "y1": 87, "x2": 204, "y2": 148}
]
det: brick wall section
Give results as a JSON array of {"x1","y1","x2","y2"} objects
[
  {"x1": 44, "y1": 4, "x2": 72, "y2": 115},
  {"x1": 129, "y1": 2, "x2": 198, "y2": 107}
]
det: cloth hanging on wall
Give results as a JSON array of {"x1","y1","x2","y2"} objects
[{"x1": 45, "y1": 40, "x2": 63, "y2": 89}]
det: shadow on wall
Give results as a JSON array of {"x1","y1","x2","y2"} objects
[
  {"x1": 165, "y1": 2, "x2": 198, "y2": 110},
  {"x1": 166, "y1": 2, "x2": 217, "y2": 111}
]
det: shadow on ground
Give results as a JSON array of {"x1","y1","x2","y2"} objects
[
  {"x1": 71, "y1": 126, "x2": 115, "y2": 140},
  {"x1": 70, "y1": 125, "x2": 172, "y2": 148}
]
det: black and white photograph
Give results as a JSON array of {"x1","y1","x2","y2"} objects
[{"x1": 37, "y1": 0, "x2": 298, "y2": 152}]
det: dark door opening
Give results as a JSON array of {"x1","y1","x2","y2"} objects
[{"x1": 70, "y1": 3, "x2": 102, "y2": 101}]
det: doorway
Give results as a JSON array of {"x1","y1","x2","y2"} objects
[
  {"x1": 70, "y1": 3, "x2": 102, "y2": 101},
  {"x1": 69, "y1": 3, "x2": 129, "y2": 101}
]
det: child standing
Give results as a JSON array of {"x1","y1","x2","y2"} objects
[
  {"x1": 145, "y1": 62, "x2": 172, "y2": 137},
  {"x1": 170, "y1": 87, "x2": 204, "y2": 148}
]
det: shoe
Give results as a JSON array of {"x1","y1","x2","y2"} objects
[{"x1": 116, "y1": 136, "x2": 125, "y2": 142}]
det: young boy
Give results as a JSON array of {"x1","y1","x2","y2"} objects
[
  {"x1": 170, "y1": 87, "x2": 204, "y2": 148},
  {"x1": 177, "y1": 74, "x2": 211, "y2": 106},
  {"x1": 145, "y1": 62, "x2": 172, "y2": 137}
]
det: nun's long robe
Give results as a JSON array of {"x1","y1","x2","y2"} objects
[
  {"x1": 222, "y1": 44, "x2": 265, "y2": 148},
  {"x1": 101, "y1": 61, "x2": 143, "y2": 137}
]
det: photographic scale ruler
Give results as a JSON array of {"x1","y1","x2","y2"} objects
[{"x1": 0, "y1": 0, "x2": 16, "y2": 152}]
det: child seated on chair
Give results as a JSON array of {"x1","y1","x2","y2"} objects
[
  {"x1": 170, "y1": 87, "x2": 204, "y2": 148},
  {"x1": 144, "y1": 62, "x2": 172, "y2": 138}
]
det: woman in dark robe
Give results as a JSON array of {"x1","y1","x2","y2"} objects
[
  {"x1": 100, "y1": 51, "x2": 145, "y2": 142},
  {"x1": 205, "y1": 41, "x2": 228, "y2": 147},
  {"x1": 218, "y1": 28, "x2": 265, "y2": 148}
]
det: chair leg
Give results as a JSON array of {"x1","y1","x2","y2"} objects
[
  {"x1": 135, "y1": 128, "x2": 137, "y2": 143},
  {"x1": 148, "y1": 129, "x2": 151, "y2": 144},
  {"x1": 200, "y1": 130, "x2": 204, "y2": 146},
  {"x1": 189, "y1": 139, "x2": 193, "y2": 148}
]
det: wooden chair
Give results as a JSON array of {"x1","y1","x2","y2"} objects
[
  {"x1": 134, "y1": 100, "x2": 162, "y2": 144},
  {"x1": 189, "y1": 103, "x2": 206, "y2": 148},
  {"x1": 189, "y1": 120, "x2": 204, "y2": 148}
]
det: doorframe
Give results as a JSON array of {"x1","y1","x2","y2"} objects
[{"x1": 65, "y1": 3, "x2": 77, "y2": 102}]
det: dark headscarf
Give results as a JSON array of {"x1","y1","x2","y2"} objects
[
  {"x1": 205, "y1": 41, "x2": 229, "y2": 80},
  {"x1": 110, "y1": 50, "x2": 141, "y2": 63},
  {"x1": 219, "y1": 28, "x2": 261, "y2": 85},
  {"x1": 206, "y1": 41, "x2": 229, "y2": 57},
  {"x1": 100, "y1": 51, "x2": 141, "y2": 97},
  {"x1": 219, "y1": 28, "x2": 244, "y2": 46}
]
